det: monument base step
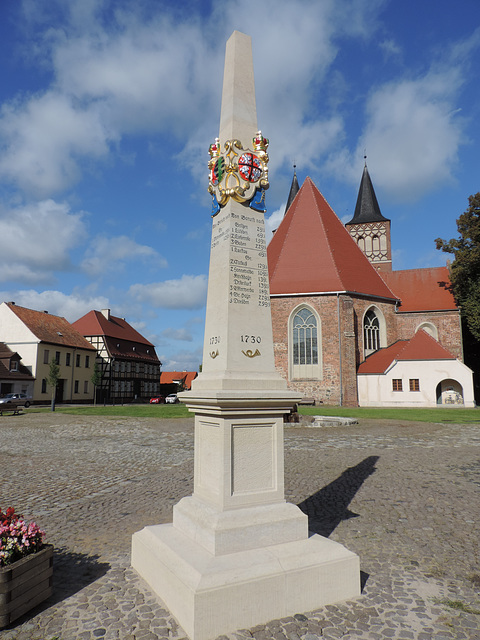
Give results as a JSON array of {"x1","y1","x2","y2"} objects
[{"x1": 131, "y1": 523, "x2": 360, "y2": 640}]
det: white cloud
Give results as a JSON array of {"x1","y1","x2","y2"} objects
[
  {"x1": 0, "y1": 200, "x2": 86, "y2": 284},
  {"x1": 129, "y1": 274, "x2": 207, "y2": 310},
  {"x1": 379, "y1": 39, "x2": 402, "y2": 60},
  {"x1": 325, "y1": 64, "x2": 466, "y2": 201},
  {"x1": 0, "y1": 92, "x2": 112, "y2": 196},
  {"x1": 161, "y1": 328, "x2": 193, "y2": 342},
  {"x1": 81, "y1": 235, "x2": 167, "y2": 277},
  {"x1": 0, "y1": 289, "x2": 109, "y2": 322},
  {"x1": 159, "y1": 345, "x2": 203, "y2": 372},
  {"x1": 265, "y1": 205, "x2": 285, "y2": 242},
  {"x1": 356, "y1": 69, "x2": 464, "y2": 200},
  {"x1": 0, "y1": 0, "x2": 383, "y2": 199}
]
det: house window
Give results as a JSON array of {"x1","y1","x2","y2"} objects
[
  {"x1": 290, "y1": 306, "x2": 322, "y2": 380},
  {"x1": 66, "y1": 352, "x2": 71, "y2": 366},
  {"x1": 55, "y1": 351, "x2": 60, "y2": 365},
  {"x1": 84, "y1": 380, "x2": 88, "y2": 393},
  {"x1": 10, "y1": 361, "x2": 18, "y2": 372},
  {"x1": 85, "y1": 355, "x2": 90, "y2": 368},
  {"x1": 409, "y1": 379, "x2": 420, "y2": 392},
  {"x1": 392, "y1": 379, "x2": 403, "y2": 392},
  {"x1": 74, "y1": 380, "x2": 79, "y2": 393},
  {"x1": 41, "y1": 379, "x2": 47, "y2": 393},
  {"x1": 43, "y1": 349, "x2": 49, "y2": 364},
  {"x1": 76, "y1": 354, "x2": 81, "y2": 367},
  {"x1": 364, "y1": 309, "x2": 380, "y2": 352}
]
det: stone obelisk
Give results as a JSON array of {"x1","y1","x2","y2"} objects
[{"x1": 132, "y1": 31, "x2": 360, "y2": 640}]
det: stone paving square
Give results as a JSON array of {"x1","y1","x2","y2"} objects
[{"x1": 0, "y1": 412, "x2": 479, "y2": 640}]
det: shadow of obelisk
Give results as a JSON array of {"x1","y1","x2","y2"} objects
[{"x1": 131, "y1": 31, "x2": 360, "y2": 640}]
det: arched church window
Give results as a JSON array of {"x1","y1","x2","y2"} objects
[
  {"x1": 293, "y1": 308, "x2": 318, "y2": 365},
  {"x1": 372, "y1": 235, "x2": 380, "y2": 253},
  {"x1": 289, "y1": 306, "x2": 322, "y2": 380},
  {"x1": 364, "y1": 308, "x2": 380, "y2": 353},
  {"x1": 358, "y1": 236, "x2": 365, "y2": 252},
  {"x1": 416, "y1": 322, "x2": 438, "y2": 340}
]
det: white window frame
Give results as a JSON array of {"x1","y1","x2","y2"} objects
[
  {"x1": 363, "y1": 306, "x2": 387, "y2": 357},
  {"x1": 288, "y1": 305, "x2": 322, "y2": 380}
]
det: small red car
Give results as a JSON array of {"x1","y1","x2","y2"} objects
[{"x1": 149, "y1": 396, "x2": 164, "y2": 404}]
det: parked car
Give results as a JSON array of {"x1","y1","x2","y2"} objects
[
  {"x1": 0, "y1": 393, "x2": 32, "y2": 408},
  {"x1": 149, "y1": 396, "x2": 165, "y2": 404},
  {"x1": 165, "y1": 394, "x2": 178, "y2": 404}
]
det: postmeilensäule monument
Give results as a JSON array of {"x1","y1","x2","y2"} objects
[{"x1": 132, "y1": 31, "x2": 360, "y2": 640}]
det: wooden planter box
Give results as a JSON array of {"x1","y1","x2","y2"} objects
[{"x1": 0, "y1": 545, "x2": 53, "y2": 628}]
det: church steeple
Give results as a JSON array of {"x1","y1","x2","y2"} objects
[
  {"x1": 345, "y1": 162, "x2": 392, "y2": 273},
  {"x1": 284, "y1": 165, "x2": 300, "y2": 215}
]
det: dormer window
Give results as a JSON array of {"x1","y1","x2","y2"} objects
[{"x1": 10, "y1": 361, "x2": 18, "y2": 372}]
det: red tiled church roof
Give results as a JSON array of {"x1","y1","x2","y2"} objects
[
  {"x1": 267, "y1": 177, "x2": 398, "y2": 300},
  {"x1": 73, "y1": 310, "x2": 154, "y2": 346},
  {"x1": 358, "y1": 330, "x2": 456, "y2": 374},
  {"x1": 381, "y1": 268, "x2": 457, "y2": 312},
  {"x1": 6, "y1": 303, "x2": 95, "y2": 350}
]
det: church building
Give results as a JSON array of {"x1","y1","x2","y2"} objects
[{"x1": 267, "y1": 166, "x2": 475, "y2": 407}]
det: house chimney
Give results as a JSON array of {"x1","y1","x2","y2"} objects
[{"x1": 101, "y1": 309, "x2": 111, "y2": 320}]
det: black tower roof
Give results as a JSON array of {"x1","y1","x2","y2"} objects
[
  {"x1": 347, "y1": 163, "x2": 389, "y2": 224},
  {"x1": 284, "y1": 165, "x2": 300, "y2": 215}
]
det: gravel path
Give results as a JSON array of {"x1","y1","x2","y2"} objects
[{"x1": 0, "y1": 412, "x2": 479, "y2": 640}]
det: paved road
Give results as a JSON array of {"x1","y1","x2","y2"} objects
[{"x1": 0, "y1": 413, "x2": 479, "y2": 640}]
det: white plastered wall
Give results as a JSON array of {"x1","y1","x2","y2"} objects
[{"x1": 358, "y1": 358, "x2": 475, "y2": 407}]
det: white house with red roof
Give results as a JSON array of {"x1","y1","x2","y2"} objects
[
  {"x1": 0, "y1": 302, "x2": 96, "y2": 404},
  {"x1": 72, "y1": 309, "x2": 161, "y2": 404},
  {"x1": 357, "y1": 330, "x2": 474, "y2": 407},
  {"x1": 267, "y1": 167, "x2": 474, "y2": 407}
]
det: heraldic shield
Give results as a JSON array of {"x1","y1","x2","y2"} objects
[{"x1": 208, "y1": 131, "x2": 269, "y2": 215}]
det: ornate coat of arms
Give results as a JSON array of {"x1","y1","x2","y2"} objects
[{"x1": 208, "y1": 131, "x2": 269, "y2": 216}]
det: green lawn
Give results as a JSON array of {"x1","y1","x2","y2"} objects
[
  {"x1": 28, "y1": 403, "x2": 479, "y2": 424},
  {"x1": 29, "y1": 403, "x2": 191, "y2": 418},
  {"x1": 299, "y1": 405, "x2": 480, "y2": 424}
]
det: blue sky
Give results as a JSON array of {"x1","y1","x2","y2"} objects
[{"x1": 0, "y1": 0, "x2": 479, "y2": 371}]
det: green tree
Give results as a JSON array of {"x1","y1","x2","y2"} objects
[
  {"x1": 90, "y1": 361, "x2": 102, "y2": 406},
  {"x1": 47, "y1": 359, "x2": 61, "y2": 412},
  {"x1": 436, "y1": 193, "x2": 480, "y2": 341}
]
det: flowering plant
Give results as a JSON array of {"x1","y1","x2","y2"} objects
[{"x1": 0, "y1": 507, "x2": 45, "y2": 567}]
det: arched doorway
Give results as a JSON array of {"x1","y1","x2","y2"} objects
[{"x1": 436, "y1": 379, "x2": 464, "y2": 405}]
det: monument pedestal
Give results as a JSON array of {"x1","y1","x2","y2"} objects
[
  {"x1": 132, "y1": 522, "x2": 359, "y2": 640},
  {"x1": 131, "y1": 394, "x2": 360, "y2": 640}
]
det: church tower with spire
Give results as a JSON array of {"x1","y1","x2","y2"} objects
[{"x1": 345, "y1": 162, "x2": 392, "y2": 273}]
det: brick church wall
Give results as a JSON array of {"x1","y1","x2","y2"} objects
[
  {"x1": 271, "y1": 294, "x2": 359, "y2": 406},
  {"x1": 395, "y1": 310, "x2": 463, "y2": 361},
  {"x1": 352, "y1": 298, "x2": 397, "y2": 365}
]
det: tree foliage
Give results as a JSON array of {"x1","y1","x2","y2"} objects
[
  {"x1": 47, "y1": 359, "x2": 61, "y2": 412},
  {"x1": 436, "y1": 193, "x2": 480, "y2": 341},
  {"x1": 90, "y1": 361, "x2": 102, "y2": 406}
]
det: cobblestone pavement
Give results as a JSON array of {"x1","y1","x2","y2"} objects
[{"x1": 1, "y1": 412, "x2": 480, "y2": 640}]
